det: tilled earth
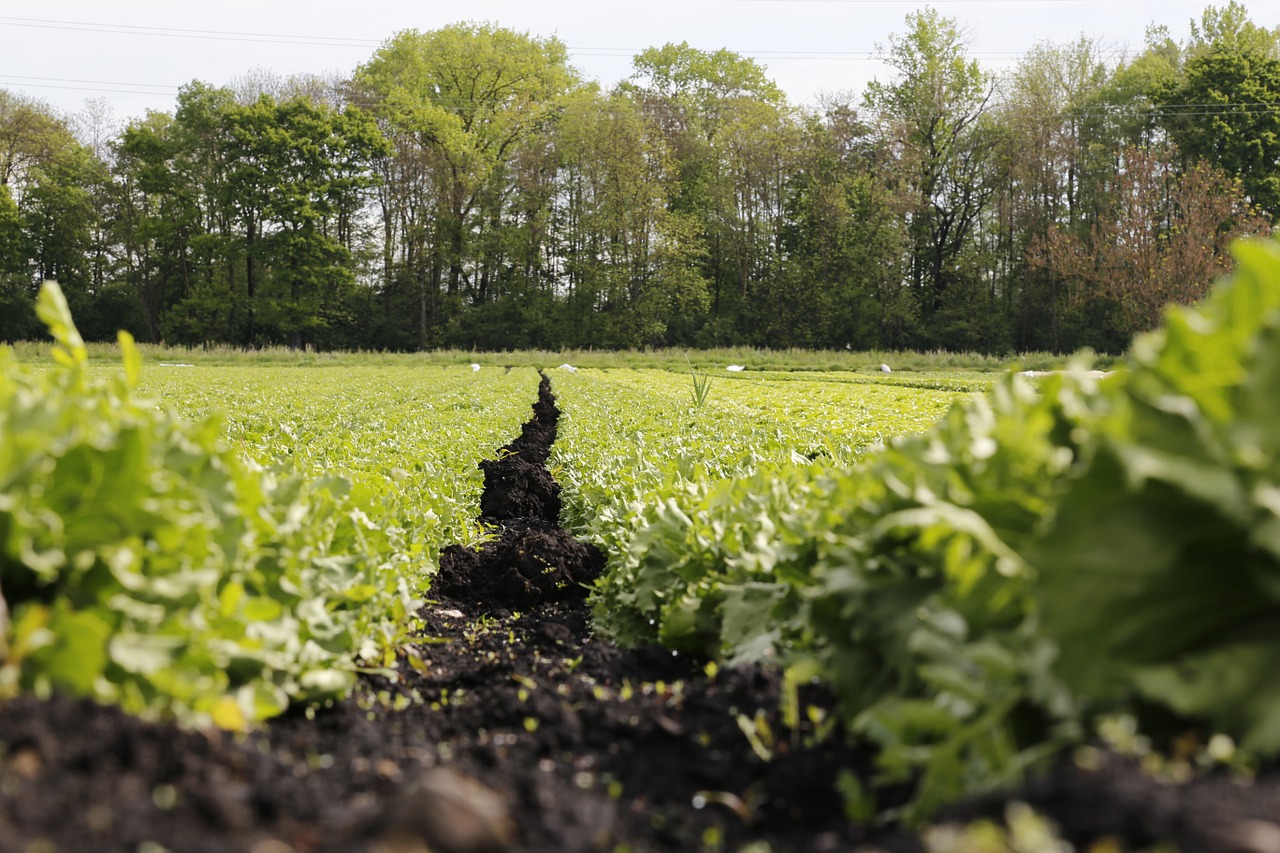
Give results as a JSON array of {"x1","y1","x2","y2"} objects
[{"x1": 2, "y1": 375, "x2": 1279, "y2": 853}]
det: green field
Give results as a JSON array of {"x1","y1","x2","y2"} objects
[{"x1": 3, "y1": 239, "x2": 1280, "y2": 825}]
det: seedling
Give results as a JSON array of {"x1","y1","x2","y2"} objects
[{"x1": 685, "y1": 355, "x2": 713, "y2": 409}]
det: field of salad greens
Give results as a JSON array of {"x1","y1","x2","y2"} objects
[
  {"x1": 551, "y1": 367, "x2": 971, "y2": 556},
  {"x1": 2, "y1": 238, "x2": 1278, "y2": 834},
  {"x1": 0, "y1": 286, "x2": 539, "y2": 728},
  {"x1": 136, "y1": 359, "x2": 538, "y2": 562},
  {"x1": 1, "y1": 293, "x2": 982, "y2": 737},
  {"x1": 570, "y1": 239, "x2": 1280, "y2": 821}
]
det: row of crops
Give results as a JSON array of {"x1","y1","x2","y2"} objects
[
  {"x1": 2, "y1": 238, "x2": 1278, "y2": 824},
  {"x1": 0, "y1": 285, "x2": 541, "y2": 727},
  {"x1": 555, "y1": 241, "x2": 1280, "y2": 820},
  {"x1": 550, "y1": 367, "x2": 968, "y2": 554}
]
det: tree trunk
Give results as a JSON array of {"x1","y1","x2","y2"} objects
[{"x1": 245, "y1": 213, "x2": 257, "y2": 347}]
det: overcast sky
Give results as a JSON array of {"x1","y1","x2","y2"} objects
[{"x1": 2, "y1": 0, "x2": 1273, "y2": 126}]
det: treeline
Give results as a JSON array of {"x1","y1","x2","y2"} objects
[{"x1": 1, "y1": 4, "x2": 1277, "y2": 353}]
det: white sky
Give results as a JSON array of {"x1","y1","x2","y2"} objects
[{"x1": 2, "y1": 0, "x2": 1275, "y2": 126}]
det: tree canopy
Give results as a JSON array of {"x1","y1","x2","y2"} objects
[{"x1": 1, "y1": 8, "x2": 1275, "y2": 352}]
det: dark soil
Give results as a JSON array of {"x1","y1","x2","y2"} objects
[
  {"x1": 432, "y1": 376, "x2": 600, "y2": 611},
  {"x1": 3, "y1": 374, "x2": 1279, "y2": 853}
]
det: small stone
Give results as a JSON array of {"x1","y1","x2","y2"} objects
[
  {"x1": 7, "y1": 747, "x2": 43, "y2": 779},
  {"x1": 1228, "y1": 821, "x2": 1280, "y2": 853},
  {"x1": 655, "y1": 715, "x2": 684, "y2": 736},
  {"x1": 249, "y1": 841, "x2": 296, "y2": 853},
  {"x1": 86, "y1": 804, "x2": 113, "y2": 834},
  {"x1": 374, "y1": 767, "x2": 515, "y2": 853},
  {"x1": 194, "y1": 781, "x2": 254, "y2": 829}
]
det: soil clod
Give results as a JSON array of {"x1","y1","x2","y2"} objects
[{"x1": 373, "y1": 767, "x2": 515, "y2": 853}]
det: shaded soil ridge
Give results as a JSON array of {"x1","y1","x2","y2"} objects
[{"x1": 431, "y1": 372, "x2": 604, "y2": 610}]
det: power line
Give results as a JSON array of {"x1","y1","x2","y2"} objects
[
  {"x1": 0, "y1": 15, "x2": 381, "y2": 48},
  {"x1": 5, "y1": 71, "x2": 1276, "y2": 119},
  {"x1": 1, "y1": 15, "x2": 1274, "y2": 113},
  {"x1": 0, "y1": 14, "x2": 1128, "y2": 61},
  {"x1": 570, "y1": 47, "x2": 1132, "y2": 59},
  {"x1": 0, "y1": 74, "x2": 177, "y2": 92},
  {"x1": 0, "y1": 80, "x2": 180, "y2": 98}
]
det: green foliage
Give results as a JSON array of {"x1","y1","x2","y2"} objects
[
  {"x1": 1160, "y1": 45, "x2": 1280, "y2": 217},
  {"x1": 356, "y1": 23, "x2": 576, "y2": 176},
  {"x1": 1033, "y1": 239, "x2": 1280, "y2": 751},
  {"x1": 1113, "y1": 3, "x2": 1280, "y2": 219},
  {"x1": 0, "y1": 92, "x2": 97, "y2": 298},
  {"x1": 0, "y1": 282, "x2": 536, "y2": 727},
  {"x1": 6, "y1": 10, "x2": 1280, "y2": 354},
  {"x1": 864, "y1": 8, "x2": 999, "y2": 339},
  {"x1": 920, "y1": 802, "x2": 1077, "y2": 853},
  {"x1": 551, "y1": 88, "x2": 709, "y2": 348},
  {"x1": 353, "y1": 22, "x2": 580, "y2": 324},
  {"x1": 142, "y1": 359, "x2": 538, "y2": 575},
  {"x1": 551, "y1": 365, "x2": 964, "y2": 548},
  {"x1": 1, "y1": 283, "x2": 384, "y2": 723},
  {"x1": 552, "y1": 368, "x2": 968, "y2": 640},
  {"x1": 0, "y1": 184, "x2": 25, "y2": 277},
  {"x1": 685, "y1": 355, "x2": 713, "y2": 408},
  {"x1": 585, "y1": 364, "x2": 1088, "y2": 821},
  {"x1": 633, "y1": 42, "x2": 783, "y2": 97},
  {"x1": 865, "y1": 8, "x2": 990, "y2": 133},
  {"x1": 581, "y1": 239, "x2": 1280, "y2": 819},
  {"x1": 102, "y1": 84, "x2": 389, "y2": 348},
  {"x1": 623, "y1": 42, "x2": 794, "y2": 345}
]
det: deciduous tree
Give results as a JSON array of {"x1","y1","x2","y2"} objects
[
  {"x1": 627, "y1": 43, "x2": 789, "y2": 342},
  {"x1": 1157, "y1": 3, "x2": 1280, "y2": 216},
  {"x1": 354, "y1": 24, "x2": 579, "y2": 345},
  {"x1": 1032, "y1": 145, "x2": 1268, "y2": 336},
  {"x1": 865, "y1": 10, "x2": 998, "y2": 344}
]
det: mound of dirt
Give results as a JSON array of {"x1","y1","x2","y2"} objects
[
  {"x1": 476, "y1": 378, "x2": 561, "y2": 525},
  {"x1": 432, "y1": 373, "x2": 602, "y2": 610},
  {"x1": 433, "y1": 526, "x2": 603, "y2": 610},
  {"x1": 477, "y1": 455, "x2": 562, "y2": 525}
]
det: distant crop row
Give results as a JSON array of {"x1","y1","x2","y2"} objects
[
  {"x1": 137, "y1": 360, "x2": 538, "y2": 566},
  {"x1": 551, "y1": 367, "x2": 969, "y2": 555}
]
